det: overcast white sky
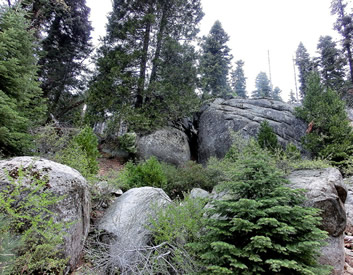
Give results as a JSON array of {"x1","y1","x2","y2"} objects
[{"x1": 86, "y1": 0, "x2": 342, "y2": 100}]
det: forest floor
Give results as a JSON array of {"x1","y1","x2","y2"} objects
[{"x1": 97, "y1": 154, "x2": 124, "y2": 176}]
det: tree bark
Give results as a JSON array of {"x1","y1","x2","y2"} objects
[
  {"x1": 135, "y1": 2, "x2": 153, "y2": 108},
  {"x1": 149, "y1": 3, "x2": 169, "y2": 84},
  {"x1": 337, "y1": 0, "x2": 353, "y2": 84}
]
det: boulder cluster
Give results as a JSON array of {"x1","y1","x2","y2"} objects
[{"x1": 2, "y1": 98, "x2": 353, "y2": 274}]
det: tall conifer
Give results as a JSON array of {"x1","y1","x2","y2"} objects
[
  {"x1": 230, "y1": 60, "x2": 247, "y2": 98},
  {"x1": 317, "y1": 35, "x2": 346, "y2": 90},
  {"x1": 199, "y1": 20, "x2": 233, "y2": 99},
  {"x1": 296, "y1": 42, "x2": 313, "y2": 98},
  {"x1": 0, "y1": 7, "x2": 46, "y2": 155},
  {"x1": 87, "y1": 0, "x2": 203, "y2": 131}
]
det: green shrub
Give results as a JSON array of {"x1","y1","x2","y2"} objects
[
  {"x1": 71, "y1": 126, "x2": 100, "y2": 174},
  {"x1": 147, "y1": 195, "x2": 207, "y2": 274},
  {"x1": 117, "y1": 132, "x2": 137, "y2": 154},
  {"x1": 50, "y1": 126, "x2": 99, "y2": 178},
  {"x1": 191, "y1": 139, "x2": 331, "y2": 274},
  {"x1": 0, "y1": 214, "x2": 22, "y2": 274},
  {"x1": 118, "y1": 157, "x2": 167, "y2": 190},
  {"x1": 34, "y1": 124, "x2": 78, "y2": 158},
  {"x1": 257, "y1": 120, "x2": 280, "y2": 152},
  {"x1": 54, "y1": 142, "x2": 91, "y2": 178},
  {"x1": 0, "y1": 167, "x2": 68, "y2": 274},
  {"x1": 273, "y1": 143, "x2": 331, "y2": 174},
  {"x1": 161, "y1": 161, "x2": 220, "y2": 199}
]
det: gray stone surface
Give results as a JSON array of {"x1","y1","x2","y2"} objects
[
  {"x1": 288, "y1": 168, "x2": 347, "y2": 274},
  {"x1": 197, "y1": 98, "x2": 307, "y2": 163},
  {"x1": 137, "y1": 127, "x2": 191, "y2": 166},
  {"x1": 320, "y1": 235, "x2": 345, "y2": 275},
  {"x1": 0, "y1": 157, "x2": 90, "y2": 270},
  {"x1": 98, "y1": 187, "x2": 171, "y2": 271},
  {"x1": 344, "y1": 178, "x2": 353, "y2": 234},
  {"x1": 190, "y1": 188, "x2": 210, "y2": 199}
]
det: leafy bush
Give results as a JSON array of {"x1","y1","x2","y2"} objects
[
  {"x1": 273, "y1": 143, "x2": 331, "y2": 174},
  {"x1": 147, "y1": 195, "x2": 207, "y2": 274},
  {"x1": 0, "y1": 215, "x2": 22, "y2": 274},
  {"x1": 43, "y1": 126, "x2": 99, "y2": 178},
  {"x1": 117, "y1": 132, "x2": 137, "y2": 154},
  {"x1": 54, "y1": 142, "x2": 92, "y2": 178},
  {"x1": 71, "y1": 126, "x2": 100, "y2": 174},
  {"x1": 295, "y1": 73, "x2": 353, "y2": 174},
  {"x1": 191, "y1": 139, "x2": 331, "y2": 274},
  {"x1": 161, "y1": 161, "x2": 220, "y2": 199},
  {"x1": 118, "y1": 157, "x2": 167, "y2": 190},
  {"x1": 0, "y1": 167, "x2": 68, "y2": 274},
  {"x1": 257, "y1": 120, "x2": 280, "y2": 152},
  {"x1": 34, "y1": 124, "x2": 78, "y2": 158},
  {"x1": 34, "y1": 124, "x2": 100, "y2": 178}
]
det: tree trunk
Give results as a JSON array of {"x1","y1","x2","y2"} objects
[
  {"x1": 337, "y1": 0, "x2": 353, "y2": 84},
  {"x1": 135, "y1": 3, "x2": 153, "y2": 108},
  {"x1": 149, "y1": 3, "x2": 169, "y2": 84}
]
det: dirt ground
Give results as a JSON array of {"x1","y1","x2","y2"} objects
[{"x1": 97, "y1": 155, "x2": 124, "y2": 176}]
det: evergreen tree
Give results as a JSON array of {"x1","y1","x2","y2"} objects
[
  {"x1": 257, "y1": 120, "x2": 279, "y2": 152},
  {"x1": 199, "y1": 20, "x2": 233, "y2": 99},
  {"x1": 0, "y1": 6, "x2": 46, "y2": 155},
  {"x1": 331, "y1": 0, "x2": 353, "y2": 85},
  {"x1": 252, "y1": 72, "x2": 271, "y2": 98},
  {"x1": 7, "y1": 0, "x2": 92, "y2": 124},
  {"x1": 295, "y1": 73, "x2": 353, "y2": 171},
  {"x1": 295, "y1": 42, "x2": 313, "y2": 98},
  {"x1": 230, "y1": 60, "x2": 247, "y2": 98},
  {"x1": 87, "y1": 0, "x2": 203, "y2": 131},
  {"x1": 38, "y1": 0, "x2": 92, "y2": 123},
  {"x1": 192, "y1": 140, "x2": 330, "y2": 275},
  {"x1": 272, "y1": 86, "x2": 283, "y2": 101},
  {"x1": 288, "y1": 90, "x2": 298, "y2": 104},
  {"x1": 317, "y1": 35, "x2": 346, "y2": 90}
]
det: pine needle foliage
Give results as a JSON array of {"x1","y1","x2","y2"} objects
[
  {"x1": 0, "y1": 7, "x2": 46, "y2": 156},
  {"x1": 191, "y1": 139, "x2": 331, "y2": 275},
  {"x1": 295, "y1": 73, "x2": 353, "y2": 173},
  {"x1": 257, "y1": 120, "x2": 280, "y2": 153}
]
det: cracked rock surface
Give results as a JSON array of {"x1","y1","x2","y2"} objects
[{"x1": 197, "y1": 98, "x2": 307, "y2": 163}]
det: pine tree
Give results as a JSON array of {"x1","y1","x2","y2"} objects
[
  {"x1": 252, "y1": 72, "x2": 271, "y2": 98},
  {"x1": 199, "y1": 20, "x2": 233, "y2": 99},
  {"x1": 288, "y1": 90, "x2": 298, "y2": 104},
  {"x1": 317, "y1": 35, "x2": 346, "y2": 90},
  {"x1": 38, "y1": 0, "x2": 92, "y2": 123},
  {"x1": 191, "y1": 140, "x2": 330, "y2": 275},
  {"x1": 296, "y1": 42, "x2": 313, "y2": 98},
  {"x1": 7, "y1": 0, "x2": 92, "y2": 124},
  {"x1": 295, "y1": 73, "x2": 353, "y2": 171},
  {"x1": 257, "y1": 120, "x2": 279, "y2": 152},
  {"x1": 331, "y1": 0, "x2": 353, "y2": 85},
  {"x1": 230, "y1": 60, "x2": 247, "y2": 98},
  {"x1": 86, "y1": 0, "x2": 203, "y2": 131},
  {"x1": 0, "y1": 6, "x2": 46, "y2": 155},
  {"x1": 272, "y1": 86, "x2": 283, "y2": 101}
]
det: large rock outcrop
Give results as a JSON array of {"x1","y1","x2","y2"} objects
[
  {"x1": 98, "y1": 187, "x2": 171, "y2": 271},
  {"x1": 0, "y1": 157, "x2": 90, "y2": 270},
  {"x1": 198, "y1": 98, "x2": 307, "y2": 163},
  {"x1": 288, "y1": 168, "x2": 347, "y2": 275},
  {"x1": 137, "y1": 127, "x2": 191, "y2": 166}
]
